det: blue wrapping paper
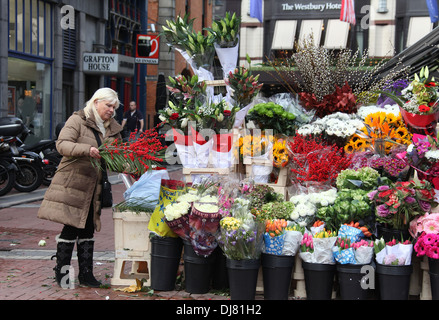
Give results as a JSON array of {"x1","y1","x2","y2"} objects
[
  {"x1": 338, "y1": 225, "x2": 364, "y2": 243},
  {"x1": 333, "y1": 247, "x2": 357, "y2": 264},
  {"x1": 263, "y1": 233, "x2": 286, "y2": 255}
]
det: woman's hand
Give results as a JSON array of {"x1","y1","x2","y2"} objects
[{"x1": 89, "y1": 146, "x2": 101, "y2": 159}]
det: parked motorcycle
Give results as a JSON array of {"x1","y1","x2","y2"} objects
[
  {"x1": 0, "y1": 135, "x2": 18, "y2": 196},
  {"x1": 0, "y1": 117, "x2": 44, "y2": 194},
  {"x1": 19, "y1": 122, "x2": 64, "y2": 186}
]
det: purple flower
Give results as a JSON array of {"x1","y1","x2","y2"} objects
[
  {"x1": 419, "y1": 200, "x2": 431, "y2": 212},
  {"x1": 378, "y1": 185, "x2": 390, "y2": 191},
  {"x1": 405, "y1": 196, "x2": 416, "y2": 204},
  {"x1": 368, "y1": 190, "x2": 378, "y2": 201},
  {"x1": 376, "y1": 204, "x2": 390, "y2": 217}
]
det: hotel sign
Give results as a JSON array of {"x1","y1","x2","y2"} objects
[{"x1": 281, "y1": 2, "x2": 342, "y2": 12}]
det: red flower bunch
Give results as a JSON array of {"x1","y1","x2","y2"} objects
[
  {"x1": 298, "y1": 82, "x2": 357, "y2": 118},
  {"x1": 288, "y1": 134, "x2": 353, "y2": 186},
  {"x1": 93, "y1": 126, "x2": 167, "y2": 176}
]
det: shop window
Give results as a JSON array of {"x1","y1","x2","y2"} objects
[
  {"x1": 299, "y1": 20, "x2": 323, "y2": 45},
  {"x1": 271, "y1": 20, "x2": 297, "y2": 50},
  {"x1": 406, "y1": 17, "x2": 433, "y2": 48},
  {"x1": 8, "y1": 57, "x2": 51, "y2": 143},
  {"x1": 8, "y1": 0, "x2": 52, "y2": 58},
  {"x1": 323, "y1": 19, "x2": 350, "y2": 49}
]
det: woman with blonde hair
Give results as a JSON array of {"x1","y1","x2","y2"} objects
[{"x1": 38, "y1": 87, "x2": 122, "y2": 288}]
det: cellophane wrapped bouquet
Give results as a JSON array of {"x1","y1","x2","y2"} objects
[
  {"x1": 217, "y1": 197, "x2": 265, "y2": 260},
  {"x1": 374, "y1": 237, "x2": 413, "y2": 266},
  {"x1": 332, "y1": 225, "x2": 374, "y2": 264},
  {"x1": 164, "y1": 178, "x2": 222, "y2": 257},
  {"x1": 299, "y1": 228, "x2": 338, "y2": 264}
]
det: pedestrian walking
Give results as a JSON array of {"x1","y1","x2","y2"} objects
[
  {"x1": 121, "y1": 101, "x2": 144, "y2": 139},
  {"x1": 37, "y1": 87, "x2": 122, "y2": 288}
]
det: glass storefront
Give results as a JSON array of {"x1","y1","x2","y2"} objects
[
  {"x1": 8, "y1": 0, "x2": 53, "y2": 143},
  {"x1": 7, "y1": 57, "x2": 51, "y2": 144}
]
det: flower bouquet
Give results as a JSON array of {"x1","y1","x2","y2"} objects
[
  {"x1": 414, "y1": 232, "x2": 439, "y2": 260},
  {"x1": 351, "y1": 150, "x2": 409, "y2": 181},
  {"x1": 287, "y1": 134, "x2": 353, "y2": 187},
  {"x1": 225, "y1": 56, "x2": 263, "y2": 111},
  {"x1": 298, "y1": 112, "x2": 364, "y2": 148},
  {"x1": 189, "y1": 200, "x2": 221, "y2": 256},
  {"x1": 161, "y1": 15, "x2": 215, "y2": 81},
  {"x1": 206, "y1": 12, "x2": 241, "y2": 83},
  {"x1": 333, "y1": 237, "x2": 374, "y2": 265},
  {"x1": 217, "y1": 198, "x2": 265, "y2": 260},
  {"x1": 235, "y1": 130, "x2": 274, "y2": 183},
  {"x1": 336, "y1": 166, "x2": 381, "y2": 191},
  {"x1": 374, "y1": 237, "x2": 413, "y2": 265},
  {"x1": 344, "y1": 110, "x2": 412, "y2": 156},
  {"x1": 379, "y1": 66, "x2": 439, "y2": 134},
  {"x1": 247, "y1": 101, "x2": 297, "y2": 136},
  {"x1": 374, "y1": 237, "x2": 414, "y2": 299},
  {"x1": 368, "y1": 180, "x2": 437, "y2": 231},
  {"x1": 300, "y1": 229, "x2": 337, "y2": 264},
  {"x1": 289, "y1": 187, "x2": 338, "y2": 227},
  {"x1": 163, "y1": 197, "x2": 192, "y2": 239},
  {"x1": 91, "y1": 127, "x2": 166, "y2": 176},
  {"x1": 410, "y1": 212, "x2": 439, "y2": 238},
  {"x1": 397, "y1": 133, "x2": 439, "y2": 189}
]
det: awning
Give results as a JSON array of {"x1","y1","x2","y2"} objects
[
  {"x1": 406, "y1": 17, "x2": 433, "y2": 48},
  {"x1": 271, "y1": 20, "x2": 297, "y2": 50},
  {"x1": 299, "y1": 19, "x2": 323, "y2": 45},
  {"x1": 323, "y1": 19, "x2": 350, "y2": 49}
]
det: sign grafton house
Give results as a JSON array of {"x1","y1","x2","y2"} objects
[
  {"x1": 281, "y1": 2, "x2": 342, "y2": 11},
  {"x1": 135, "y1": 34, "x2": 160, "y2": 64},
  {"x1": 83, "y1": 53, "x2": 135, "y2": 77}
]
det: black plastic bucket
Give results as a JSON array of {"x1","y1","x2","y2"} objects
[
  {"x1": 211, "y1": 247, "x2": 229, "y2": 290},
  {"x1": 429, "y1": 257, "x2": 439, "y2": 300},
  {"x1": 337, "y1": 263, "x2": 371, "y2": 300},
  {"x1": 183, "y1": 240, "x2": 214, "y2": 294},
  {"x1": 302, "y1": 261, "x2": 335, "y2": 300},
  {"x1": 261, "y1": 253, "x2": 295, "y2": 300},
  {"x1": 376, "y1": 224, "x2": 410, "y2": 242},
  {"x1": 376, "y1": 263, "x2": 413, "y2": 300},
  {"x1": 226, "y1": 258, "x2": 260, "y2": 300},
  {"x1": 150, "y1": 236, "x2": 183, "y2": 291}
]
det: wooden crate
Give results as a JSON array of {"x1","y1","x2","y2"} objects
[
  {"x1": 244, "y1": 157, "x2": 289, "y2": 200},
  {"x1": 111, "y1": 210, "x2": 151, "y2": 287}
]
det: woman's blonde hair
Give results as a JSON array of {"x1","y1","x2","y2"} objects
[{"x1": 83, "y1": 87, "x2": 120, "y2": 126}]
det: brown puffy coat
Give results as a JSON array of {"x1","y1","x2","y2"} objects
[{"x1": 37, "y1": 109, "x2": 122, "y2": 231}]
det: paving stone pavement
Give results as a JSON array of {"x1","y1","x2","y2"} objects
[{"x1": 0, "y1": 166, "x2": 251, "y2": 303}]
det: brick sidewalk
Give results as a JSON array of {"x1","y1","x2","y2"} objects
[{"x1": 0, "y1": 168, "x2": 246, "y2": 301}]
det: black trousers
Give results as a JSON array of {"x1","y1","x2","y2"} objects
[{"x1": 59, "y1": 203, "x2": 94, "y2": 241}]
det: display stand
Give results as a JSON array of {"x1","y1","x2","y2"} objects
[
  {"x1": 420, "y1": 256, "x2": 432, "y2": 300},
  {"x1": 244, "y1": 157, "x2": 289, "y2": 200},
  {"x1": 111, "y1": 210, "x2": 152, "y2": 287}
]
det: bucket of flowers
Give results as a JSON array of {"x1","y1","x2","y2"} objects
[
  {"x1": 217, "y1": 197, "x2": 265, "y2": 300},
  {"x1": 378, "y1": 66, "x2": 439, "y2": 135},
  {"x1": 374, "y1": 237, "x2": 414, "y2": 300}
]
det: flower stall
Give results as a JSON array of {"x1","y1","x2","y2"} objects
[{"x1": 91, "y1": 13, "x2": 439, "y2": 300}]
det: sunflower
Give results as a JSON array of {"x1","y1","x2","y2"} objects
[
  {"x1": 273, "y1": 139, "x2": 288, "y2": 168},
  {"x1": 344, "y1": 141, "x2": 356, "y2": 153}
]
